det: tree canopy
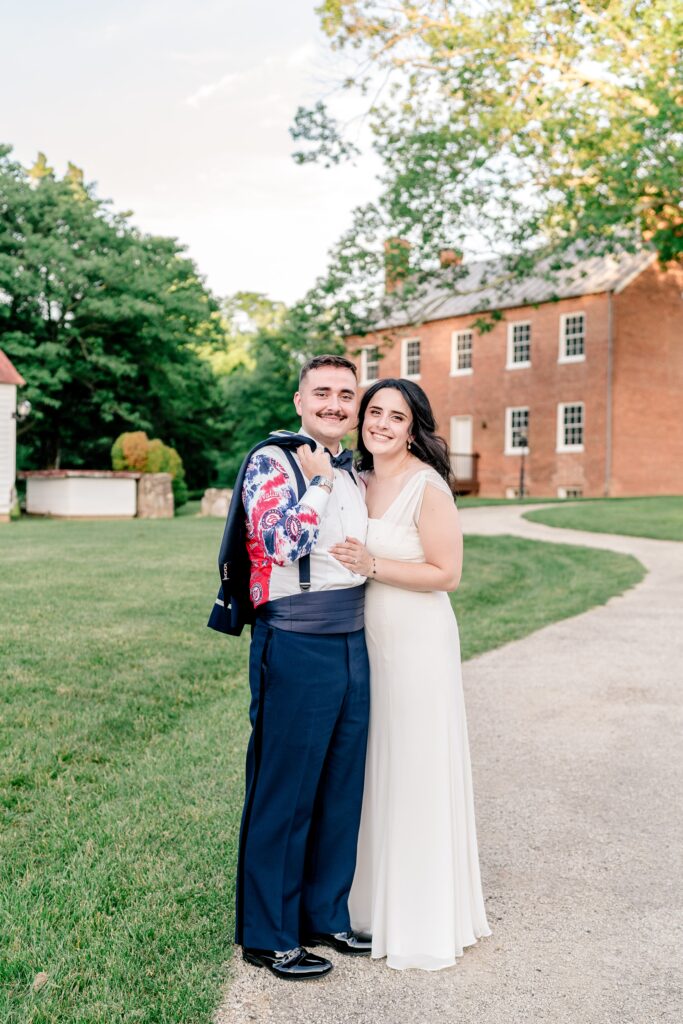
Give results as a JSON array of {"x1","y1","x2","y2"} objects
[
  {"x1": 0, "y1": 146, "x2": 223, "y2": 484},
  {"x1": 210, "y1": 292, "x2": 344, "y2": 483},
  {"x1": 292, "y1": 0, "x2": 682, "y2": 328}
]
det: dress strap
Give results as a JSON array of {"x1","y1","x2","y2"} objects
[{"x1": 412, "y1": 469, "x2": 454, "y2": 524}]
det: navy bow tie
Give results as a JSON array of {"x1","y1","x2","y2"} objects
[{"x1": 326, "y1": 448, "x2": 355, "y2": 474}]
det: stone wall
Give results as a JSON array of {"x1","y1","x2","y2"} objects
[{"x1": 137, "y1": 473, "x2": 174, "y2": 518}]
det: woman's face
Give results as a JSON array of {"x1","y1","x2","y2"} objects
[{"x1": 362, "y1": 387, "x2": 413, "y2": 459}]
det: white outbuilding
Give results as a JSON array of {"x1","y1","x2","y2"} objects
[{"x1": 0, "y1": 349, "x2": 25, "y2": 522}]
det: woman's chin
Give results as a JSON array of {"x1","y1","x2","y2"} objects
[{"x1": 366, "y1": 442, "x2": 396, "y2": 458}]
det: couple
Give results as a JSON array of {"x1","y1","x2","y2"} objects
[{"x1": 233, "y1": 354, "x2": 490, "y2": 980}]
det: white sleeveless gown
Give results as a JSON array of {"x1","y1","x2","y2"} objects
[{"x1": 349, "y1": 467, "x2": 491, "y2": 970}]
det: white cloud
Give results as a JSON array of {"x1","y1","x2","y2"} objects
[
  {"x1": 168, "y1": 47, "x2": 231, "y2": 66},
  {"x1": 184, "y1": 71, "x2": 247, "y2": 107},
  {"x1": 286, "y1": 42, "x2": 317, "y2": 69}
]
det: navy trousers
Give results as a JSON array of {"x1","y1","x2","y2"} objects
[{"x1": 235, "y1": 619, "x2": 370, "y2": 950}]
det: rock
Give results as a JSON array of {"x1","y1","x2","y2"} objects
[
  {"x1": 33, "y1": 972, "x2": 48, "y2": 992},
  {"x1": 201, "y1": 488, "x2": 233, "y2": 518},
  {"x1": 137, "y1": 473, "x2": 174, "y2": 519}
]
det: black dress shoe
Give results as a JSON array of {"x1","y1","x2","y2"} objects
[
  {"x1": 242, "y1": 945, "x2": 333, "y2": 980},
  {"x1": 301, "y1": 931, "x2": 372, "y2": 956}
]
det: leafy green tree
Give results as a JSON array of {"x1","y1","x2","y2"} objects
[
  {"x1": 196, "y1": 291, "x2": 287, "y2": 376},
  {"x1": 292, "y1": 0, "x2": 682, "y2": 326},
  {"x1": 0, "y1": 146, "x2": 223, "y2": 486},
  {"x1": 212, "y1": 293, "x2": 344, "y2": 483}
]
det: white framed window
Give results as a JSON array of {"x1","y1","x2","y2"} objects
[
  {"x1": 401, "y1": 337, "x2": 421, "y2": 379},
  {"x1": 559, "y1": 313, "x2": 586, "y2": 363},
  {"x1": 506, "y1": 321, "x2": 531, "y2": 369},
  {"x1": 557, "y1": 402, "x2": 585, "y2": 452},
  {"x1": 451, "y1": 330, "x2": 473, "y2": 375},
  {"x1": 504, "y1": 407, "x2": 529, "y2": 455},
  {"x1": 558, "y1": 486, "x2": 583, "y2": 499},
  {"x1": 360, "y1": 345, "x2": 379, "y2": 384}
]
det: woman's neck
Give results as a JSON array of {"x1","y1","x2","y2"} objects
[{"x1": 372, "y1": 450, "x2": 416, "y2": 480}]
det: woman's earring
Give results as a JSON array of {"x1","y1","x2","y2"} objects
[{"x1": 407, "y1": 439, "x2": 413, "y2": 450}]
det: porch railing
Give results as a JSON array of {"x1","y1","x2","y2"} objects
[{"x1": 449, "y1": 452, "x2": 480, "y2": 495}]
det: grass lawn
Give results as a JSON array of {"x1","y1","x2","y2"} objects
[
  {"x1": 524, "y1": 495, "x2": 683, "y2": 542},
  {"x1": 457, "y1": 496, "x2": 565, "y2": 507},
  {"x1": 1, "y1": 517, "x2": 644, "y2": 1023}
]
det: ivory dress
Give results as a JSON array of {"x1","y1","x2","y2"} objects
[{"x1": 349, "y1": 467, "x2": 491, "y2": 970}]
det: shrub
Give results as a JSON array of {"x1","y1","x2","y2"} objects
[
  {"x1": 145, "y1": 438, "x2": 167, "y2": 474},
  {"x1": 111, "y1": 431, "x2": 150, "y2": 472},
  {"x1": 110, "y1": 433, "x2": 188, "y2": 509}
]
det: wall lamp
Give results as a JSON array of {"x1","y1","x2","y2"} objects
[{"x1": 13, "y1": 399, "x2": 32, "y2": 422}]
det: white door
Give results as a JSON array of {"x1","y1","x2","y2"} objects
[{"x1": 450, "y1": 415, "x2": 473, "y2": 479}]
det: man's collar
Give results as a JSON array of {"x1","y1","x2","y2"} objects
[{"x1": 299, "y1": 426, "x2": 343, "y2": 456}]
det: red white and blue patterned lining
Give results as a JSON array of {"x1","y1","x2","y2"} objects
[{"x1": 242, "y1": 453, "x2": 320, "y2": 607}]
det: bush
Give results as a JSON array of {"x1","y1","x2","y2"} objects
[
  {"x1": 144, "y1": 438, "x2": 167, "y2": 473},
  {"x1": 111, "y1": 431, "x2": 150, "y2": 472},
  {"x1": 111, "y1": 432, "x2": 188, "y2": 509}
]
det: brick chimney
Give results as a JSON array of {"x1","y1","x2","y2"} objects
[
  {"x1": 439, "y1": 248, "x2": 463, "y2": 268},
  {"x1": 384, "y1": 237, "x2": 411, "y2": 293}
]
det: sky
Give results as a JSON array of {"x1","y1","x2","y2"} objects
[{"x1": 2, "y1": 0, "x2": 381, "y2": 304}]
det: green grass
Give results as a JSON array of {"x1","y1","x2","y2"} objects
[
  {"x1": 523, "y1": 495, "x2": 683, "y2": 542},
  {"x1": 0, "y1": 518, "x2": 644, "y2": 1023},
  {"x1": 452, "y1": 535, "x2": 643, "y2": 658},
  {"x1": 457, "y1": 496, "x2": 565, "y2": 507}
]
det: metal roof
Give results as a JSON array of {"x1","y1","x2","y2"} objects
[{"x1": 379, "y1": 248, "x2": 656, "y2": 328}]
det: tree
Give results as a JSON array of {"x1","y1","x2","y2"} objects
[
  {"x1": 211, "y1": 293, "x2": 345, "y2": 483},
  {"x1": 292, "y1": 0, "x2": 682, "y2": 328},
  {"x1": 0, "y1": 146, "x2": 223, "y2": 486},
  {"x1": 196, "y1": 291, "x2": 287, "y2": 376}
]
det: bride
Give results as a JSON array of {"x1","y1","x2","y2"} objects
[{"x1": 330, "y1": 378, "x2": 491, "y2": 971}]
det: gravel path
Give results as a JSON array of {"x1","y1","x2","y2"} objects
[{"x1": 215, "y1": 506, "x2": 683, "y2": 1024}]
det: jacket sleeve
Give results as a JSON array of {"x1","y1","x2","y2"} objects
[{"x1": 242, "y1": 452, "x2": 331, "y2": 565}]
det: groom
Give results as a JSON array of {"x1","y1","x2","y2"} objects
[{"x1": 236, "y1": 354, "x2": 371, "y2": 980}]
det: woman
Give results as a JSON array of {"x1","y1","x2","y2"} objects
[{"x1": 330, "y1": 378, "x2": 491, "y2": 971}]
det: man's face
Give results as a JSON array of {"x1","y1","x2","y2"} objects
[{"x1": 293, "y1": 366, "x2": 359, "y2": 449}]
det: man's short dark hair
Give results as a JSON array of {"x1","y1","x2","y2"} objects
[{"x1": 299, "y1": 354, "x2": 358, "y2": 385}]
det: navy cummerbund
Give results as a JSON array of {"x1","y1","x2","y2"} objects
[{"x1": 256, "y1": 585, "x2": 365, "y2": 634}]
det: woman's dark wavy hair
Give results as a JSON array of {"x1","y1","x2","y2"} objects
[{"x1": 357, "y1": 378, "x2": 455, "y2": 487}]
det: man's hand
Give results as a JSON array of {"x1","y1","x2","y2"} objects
[{"x1": 298, "y1": 444, "x2": 333, "y2": 481}]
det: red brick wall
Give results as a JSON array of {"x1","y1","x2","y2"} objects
[
  {"x1": 351, "y1": 293, "x2": 613, "y2": 497},
  {"x1": 610, "y1": 262, "x2": 683, "y2": 496}
]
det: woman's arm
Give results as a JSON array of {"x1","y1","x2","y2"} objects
[{"x1": 330, "y1": 484, "x2": 463, "y2": 593}]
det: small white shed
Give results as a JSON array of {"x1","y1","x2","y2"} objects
[
  {"x1": 21, "y1": 470, "x2": 140, "y2": 518},
  {"x1": 0, "y1": 349, "x2": 25, "y2": 522}
]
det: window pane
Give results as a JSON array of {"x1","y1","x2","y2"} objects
[
  {"x1": 512, "y1": 323, "x2": 531, "y2": 363},
  {"x1": 563, "y1": 314, "x2": 585, "y2": 357},
  {"x1": 563, "y1": 404, "x2": 584, "y2": 446},
  {"x1": 456, "y1": 331, "x2": 472, "y2": 370},
  {"x1": 364, "y1": 346, "x2": 379, "y2": 380},
  {"x1": 406, "y1": 339, "x2": 420, "y2": 375},
  {"x1": 510, "y1": 407, "x2": 529, "y2": 448}
]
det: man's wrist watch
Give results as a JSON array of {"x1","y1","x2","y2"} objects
[{"x1": 310, "y1": 474, "x2": 334, "y2": 493}]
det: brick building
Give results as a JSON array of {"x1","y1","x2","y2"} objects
[{"x1": 348, "y1": 250, "x2": 683, "y2": 498}]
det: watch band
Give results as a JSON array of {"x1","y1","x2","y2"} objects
[{"x1": 309, "y1": 474, "x2": 334, "y2": 492}]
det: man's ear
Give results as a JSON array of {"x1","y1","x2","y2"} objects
[{"x1": 293, "y1": 391, "x2": 302, "y2": 416}]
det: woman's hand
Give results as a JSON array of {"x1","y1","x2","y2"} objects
[
  {"x1": 329, "y1": 537, "x2": 373, "y2": 576},
  {"x1": 297, "y1": 444, "x2": 333, "y2": 481}
]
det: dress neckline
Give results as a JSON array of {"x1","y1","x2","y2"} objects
[{"x1": 366, "y1": 467, "x2": 431, "y2": 521}]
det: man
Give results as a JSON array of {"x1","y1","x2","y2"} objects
[{"x1": 236, "y1": 354, "x2": 371, "y2": 980}]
